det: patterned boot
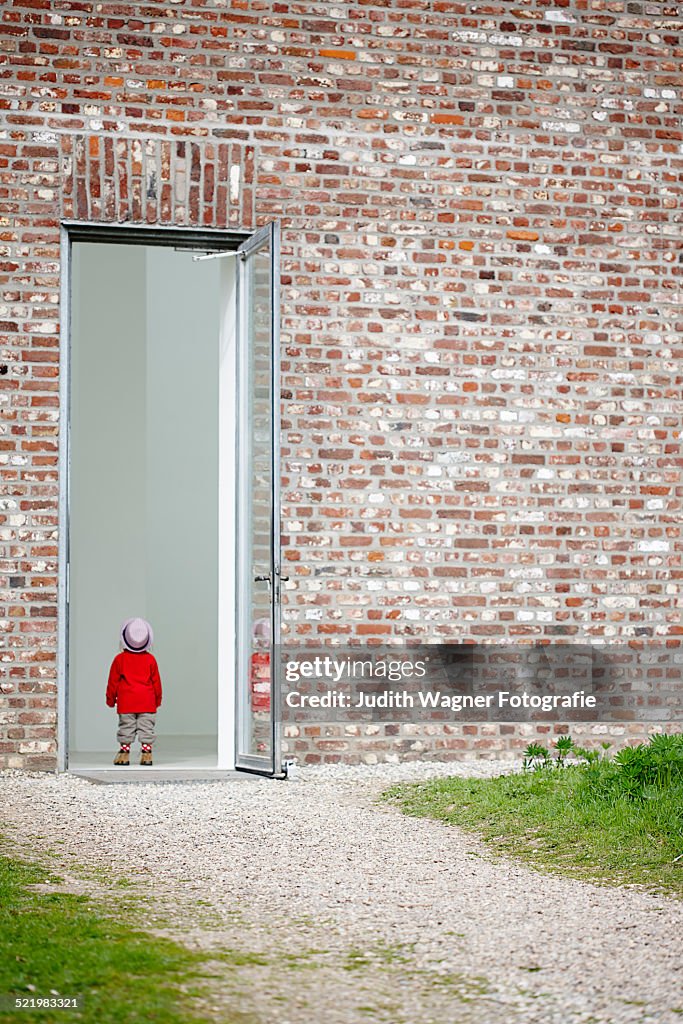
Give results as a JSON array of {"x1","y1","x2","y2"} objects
[
  {"x1": 140, "y1": 743, "x2": 153, "y2": 766},
  {"x1": 113, "y1": 744, "x2": 130, "y2": 766}
]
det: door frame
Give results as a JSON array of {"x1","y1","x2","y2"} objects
[
  {"x1": 57, "y1": 221, "x2": 250, "y2": 772},
  {"x1": 234, "y1": 221, "x2": 283, "y2": 775}
]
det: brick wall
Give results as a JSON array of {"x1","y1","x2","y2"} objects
[{"x1": 0, "y1": 2, "x2": 681, "y2": 768}]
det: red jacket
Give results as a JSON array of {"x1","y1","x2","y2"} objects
[{"x1": 106, "y1": 650, "x2": 162, "y2": 714}]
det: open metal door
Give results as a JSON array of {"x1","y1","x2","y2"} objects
[{"x1": 235, "y1": 221, "x2": 282, "y2": 775}]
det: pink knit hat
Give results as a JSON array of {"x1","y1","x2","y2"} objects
[
  {"x1": 121, "y1": 617, "x2": 153, "y2": 653},
  {"x1": 253, "y1": 616, "x2": 271, "y2": 640}
]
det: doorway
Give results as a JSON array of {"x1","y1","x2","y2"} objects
[{"x1": 59, "y1": 223, "x2": 282, "y2": 775}]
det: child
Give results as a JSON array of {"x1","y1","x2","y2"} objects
[{"x1": 106, "y1": 617, "x2": 162, "y2": 766}]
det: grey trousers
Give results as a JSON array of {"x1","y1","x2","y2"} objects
[{"x1": 117, "y1": 713, "x2": 156, "y2": 747}]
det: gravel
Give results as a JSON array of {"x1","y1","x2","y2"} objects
[{"x1": 1, "y1": 761, "x2": 682, "y2": 1024}]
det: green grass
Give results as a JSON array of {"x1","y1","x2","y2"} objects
[
  {"x1": 0, "y1": 854, "x2": 228, "y2": 1024},
  {"x1": 341, "y1": 942, "x2": 413, "y2": 972},
  {"x1": 383, "y1": 766, "x2": 683, "y2": 897}
]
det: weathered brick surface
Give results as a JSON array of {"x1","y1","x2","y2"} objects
[
  {"x1": 0, "y1": 3, "x2": 681, "y2": 768},
  {"x1": 60, "y1": 135, "x2": 254, "y2": 227}
]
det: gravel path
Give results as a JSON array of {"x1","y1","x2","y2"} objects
[{"x1": 1, "y1": 763, "x2": 681, "y2": 1024}]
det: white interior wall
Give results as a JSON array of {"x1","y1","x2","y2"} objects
[
  {"x1": 68, "y1": 241, "x2": 230, "y2": 758},
  {"x1": 69, "y1": 244, "x2": 147, "y2": 752},
  {"x1": 144, "y1": 248, "x2": 220, "y2": 736}
]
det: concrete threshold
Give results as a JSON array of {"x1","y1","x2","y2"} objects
[{"x1": 70, "y1": 768, "x2": 263, "y2": 785}]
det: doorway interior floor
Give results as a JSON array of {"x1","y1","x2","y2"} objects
[{"x1": 68, "y1": 734, "x2": 217, "y2": 771}]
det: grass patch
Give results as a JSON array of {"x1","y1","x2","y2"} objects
[
  {"x1": 341, "y1": 942, "x2": 412, "y2": 972},
  {"x1": 0, "y1": 854, "x2": 233, "y2": 1024},
  {"x1": 384, "y1": 765, "x2": 683, "y2": 897}
]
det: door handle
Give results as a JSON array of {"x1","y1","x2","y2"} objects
[{"x1": 254, "y1": 574, "x2": 271, "y2": 583}]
